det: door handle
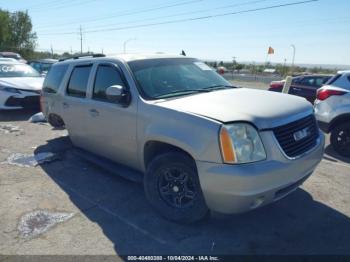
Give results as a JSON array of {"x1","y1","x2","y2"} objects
[
  {"x1": 62, "y1": 102, "x2": 69, "y2": 108},
  {"x1": 89, "y1": 109, "x2": 99, "y2": 117}
]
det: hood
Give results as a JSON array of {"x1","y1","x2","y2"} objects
[
  {"x1": 0, "y1": 77, "x2": 44, "y2": 91},
  {"x1": 156, "y1": 88, "x2": 313, "y2": 130}
]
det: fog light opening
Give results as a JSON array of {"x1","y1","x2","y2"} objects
[{"x1": 251, "y1": 196, "x2": 265, "y2": 209}]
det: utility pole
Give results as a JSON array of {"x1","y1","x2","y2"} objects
[
  {"x1": 283, "y1": 58, "x2": 287, "y2": 77},
  {"x1": 232, "y1": 56, "x2": 236, "y2": 79},
  {"x1": 291, "y1": 44, "x2": 296, "y2": 75},
  {"x1": 79, "y1": 25, "x2": 83, "y2": 54},
  {"x1": 50, "y1": 44, "x2": 54, "y2": 58},
  {"x1": 70, "y1": 46, "x2": 73, "y2": 55},
  {"x1": 123, "y1": 38, "x2": 136, "y2": 54}
]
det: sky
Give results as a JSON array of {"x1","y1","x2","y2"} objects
[{"x1": 1, "y1": 0, "x2": 349, "y2": 66}]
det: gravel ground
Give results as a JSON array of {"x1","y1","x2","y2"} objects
[{"x1": 0, "y1": 106, "x2": 349, "y2": 256}]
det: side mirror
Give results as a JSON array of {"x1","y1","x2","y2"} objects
[{"x1": 106, "y1": 85, "x2": 124, "y2": 103}]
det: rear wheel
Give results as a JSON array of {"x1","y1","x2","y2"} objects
[
  {"x1": 144, "y1": 152, "x2": 208, "y2": 223},
  {"x1": 330, "y1": 123, "x2": 350, "y2": 157},
  {"x1": 48, "y1": 114, "x2": 65, "y2": 128}
]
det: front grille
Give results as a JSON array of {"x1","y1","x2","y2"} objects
[
  {"x1": 5, "y1": 96, "x2": 40, "y2": 108},
  {"x1": 273, "y1": 115, "x2": 319, "y2": 158}
]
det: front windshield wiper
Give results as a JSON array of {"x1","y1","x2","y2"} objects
[
  {"x1": 154, "y1": 89, "x2": 211, "y2": 99},
  {"x1": 154, "y1": 85, "x2": 237, "y2": 99},
  {"x1": 203, "y1": 84, "x2": 236, "y2": 90}
]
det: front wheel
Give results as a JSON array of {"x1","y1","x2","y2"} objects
[
  {"x1": 330, "y1": 123, "x2": 350, "y2": 157},
  {"x1": 144, "y1": 152, "x2": 209, "y2": 224}
]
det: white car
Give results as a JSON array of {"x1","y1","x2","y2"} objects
[
  {"x1": 0, "y1": 61, "x2": 44, "y2": 110},
  {"x1": 315, "y1": 70, "x2": 350, "y2": 157}
]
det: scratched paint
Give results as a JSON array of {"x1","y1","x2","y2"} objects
[{"x1": 18, "y1": 210, "x2": 74, "y2": 239}]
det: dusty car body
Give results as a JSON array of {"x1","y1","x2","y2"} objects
[{"x1": 41, "y1": 54, "x2": 324, "y2": 223}]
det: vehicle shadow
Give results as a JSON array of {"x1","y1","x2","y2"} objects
[
  {"x1": 35, "y1": 136, "x2": 350, "y2": 255},
  {"x1": 0, "y1": 109, "x2": 40, "y2": 122},
  {"x1": 324, "y1": 144, "x2": 350, "y2": 164}
]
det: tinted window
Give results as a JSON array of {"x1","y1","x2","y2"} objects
[
  {"x1": 67, "y1": 65, "x2": 92, "y2": 97},
  {"x1": 300, "y1": 77, "x2": 316, "y2": 86},
  {"x1": 43, "y1": 64, "x2": 68, "y2": 93},
  {"x1": 327, "y1": 74, "x2": 342, "y2": 85},
  {"x1": 315, "y1": 77, "x2": 329, "y2": 87},
  {"x1": 292, "y1": 77, "x2": 303, "y2": 84},
  {"x1": 30, "y1": 62, "x2": 53, "y2": 73},
  {"x1": 93, "y1": 65, "x2": 125, "y2": 101}
]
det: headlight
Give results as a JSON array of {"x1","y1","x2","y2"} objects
[
  {"x1": 219, "y1": 123, "x2": 266, "y2": 164},
  {"x1": 0, "y1": 85, "x2": 20, "y2": 94}
]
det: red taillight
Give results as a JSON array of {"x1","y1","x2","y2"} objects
[
  {"x1": 270, "y1": 82, "x2": 283, "y2": 89},
  {"x1": 316, "y1": 89, "x2": 346, "y2": 101}
]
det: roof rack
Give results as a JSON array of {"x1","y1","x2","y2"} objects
[{"x1": 58, "y1": 53, "x2": 105, "y2": 62}]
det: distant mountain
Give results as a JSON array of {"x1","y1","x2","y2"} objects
[{"x1": 203, "y1": 59, "x2": 350, "y2": 70}]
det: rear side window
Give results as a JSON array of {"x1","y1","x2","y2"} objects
[
  {"x1": 300, "y1": 77, "x2": 316, "y2": 86},
  {"x1": 93, "y1": 65, "x2": 125, "y2": 101},
  {"x1": 326, "y1": 74, "x2": 342, "y2": 85},
  {"x1": 67, "y1": 65, "x2": 92, "y2": 97},
  {"x1": 327, "y1": 73, "x2": 350, "y2": 90},
  {"x1": 314, "y1": 77, "x2": 329, "y2": 87},
  {"x1": 43, "y1": 64, "x2": 69, "y2": 93}
]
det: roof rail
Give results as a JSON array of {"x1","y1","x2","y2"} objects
[{"x1": 58, "y1": 53, "x2": 105, "y2": 62}]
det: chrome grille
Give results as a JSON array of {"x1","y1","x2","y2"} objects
[{"x1": 273, "y1": 115, "x2": 319, "y2": 158}]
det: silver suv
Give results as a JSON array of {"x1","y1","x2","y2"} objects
[
  {"x1": 315, "y1": 70, "x2": 350, "y2": 157},
  {"x1": 41, "y1": 54, "x2": 324, "y2": 223}
]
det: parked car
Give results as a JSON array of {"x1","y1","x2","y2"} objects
[
  {"x1": 0, "y1": 52, "x2": 27, "y2": 63},
  {"x1": 0, "y1": 58, "x2": 17, "y2": 62},
  {"x1": 0, "y1": 61, "x2": 44, "y2": 110},
  {"x1": 315, "y1": 70, "x2": 350, "y2": 157},
  {"x1": 28, "y1": 58, "x2": 58, "y2": 75},
  {"x1": 41, "y1": 54, "x2": 324, "y2": 223},
  {"x1": 269, "y1": 74, "x2": 333, "y2": 103}
]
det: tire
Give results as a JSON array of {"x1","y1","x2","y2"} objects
[
  {"x1": 330, "y1": 123, "x2": 350, "y2": 158},
  {"x1": 48, "y1": 114, "x2": 64, "y2": 128},
  {"x1": 144, "y1": 152, "x2": 209, "y2": 224}
]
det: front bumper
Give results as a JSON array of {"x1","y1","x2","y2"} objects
[
  {"x1": 0, "y1": 93, "x2": 40, "y2": 110},
  {"x1": 196, "y1": 131, "x2": 325, "y2": 214},
  {"x1": 317, "y1": 120, "x2": 330, "y2": 133}
]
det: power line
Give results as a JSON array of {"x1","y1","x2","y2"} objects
[
  {"x1": 39, "y1": 0, "x2": 319, "y2": 36},
  {"x1": 28, "y1": 0, "x2": 97, "y2": 12},
  {"x1": 16, "y1": 0, "x2": 70, "y2": 10},
  {"x1": 34, "y1": 0, "x2": 204, "y2": 29},
  {"x1": 37, "y1": 0, "x2": 272, "y2": 32}
]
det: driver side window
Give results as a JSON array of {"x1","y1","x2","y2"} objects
[{"x1": 93, "y1": 65, "x2": 125, "y2": 102}]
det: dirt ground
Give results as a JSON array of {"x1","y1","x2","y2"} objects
[{"x1": 0, "y1": 105, "x2": 349, "y2": 256}]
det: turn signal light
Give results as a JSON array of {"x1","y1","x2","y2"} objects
[{"x1": 219, "y1": 127, "x2": 236, "y2": 163}]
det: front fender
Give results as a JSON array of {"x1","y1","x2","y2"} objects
[{"x1": 137, "y1": 102, "x2": 223, "y2": 170}]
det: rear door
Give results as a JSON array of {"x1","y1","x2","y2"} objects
[
  {"x1": 289, "y1": 76, "x2": 318, "y2": 103},
  {"x1": 83, "y1": 62, "x2": 139, "y2": 168},
  {"x1": 61, "y1": 64, "x2": 93, "y2": 147}
]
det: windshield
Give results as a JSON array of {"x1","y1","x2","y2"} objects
[
  {"x1": 30, "y1": 62, "x2": 53, "y2": 73},
  {"x1": 128, "y1": 58, "x2": 232, "y2": 99},
  {"x1": 0, "y1": 63, "x2": 40, "y2": 77}
]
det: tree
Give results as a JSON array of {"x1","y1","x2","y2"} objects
[
  {"x1": 0, "y1": 9, "x2": 37, "y2": 58},
  {"x1": 0, "y1": 10, "x2": 11, "y2": 50}
]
